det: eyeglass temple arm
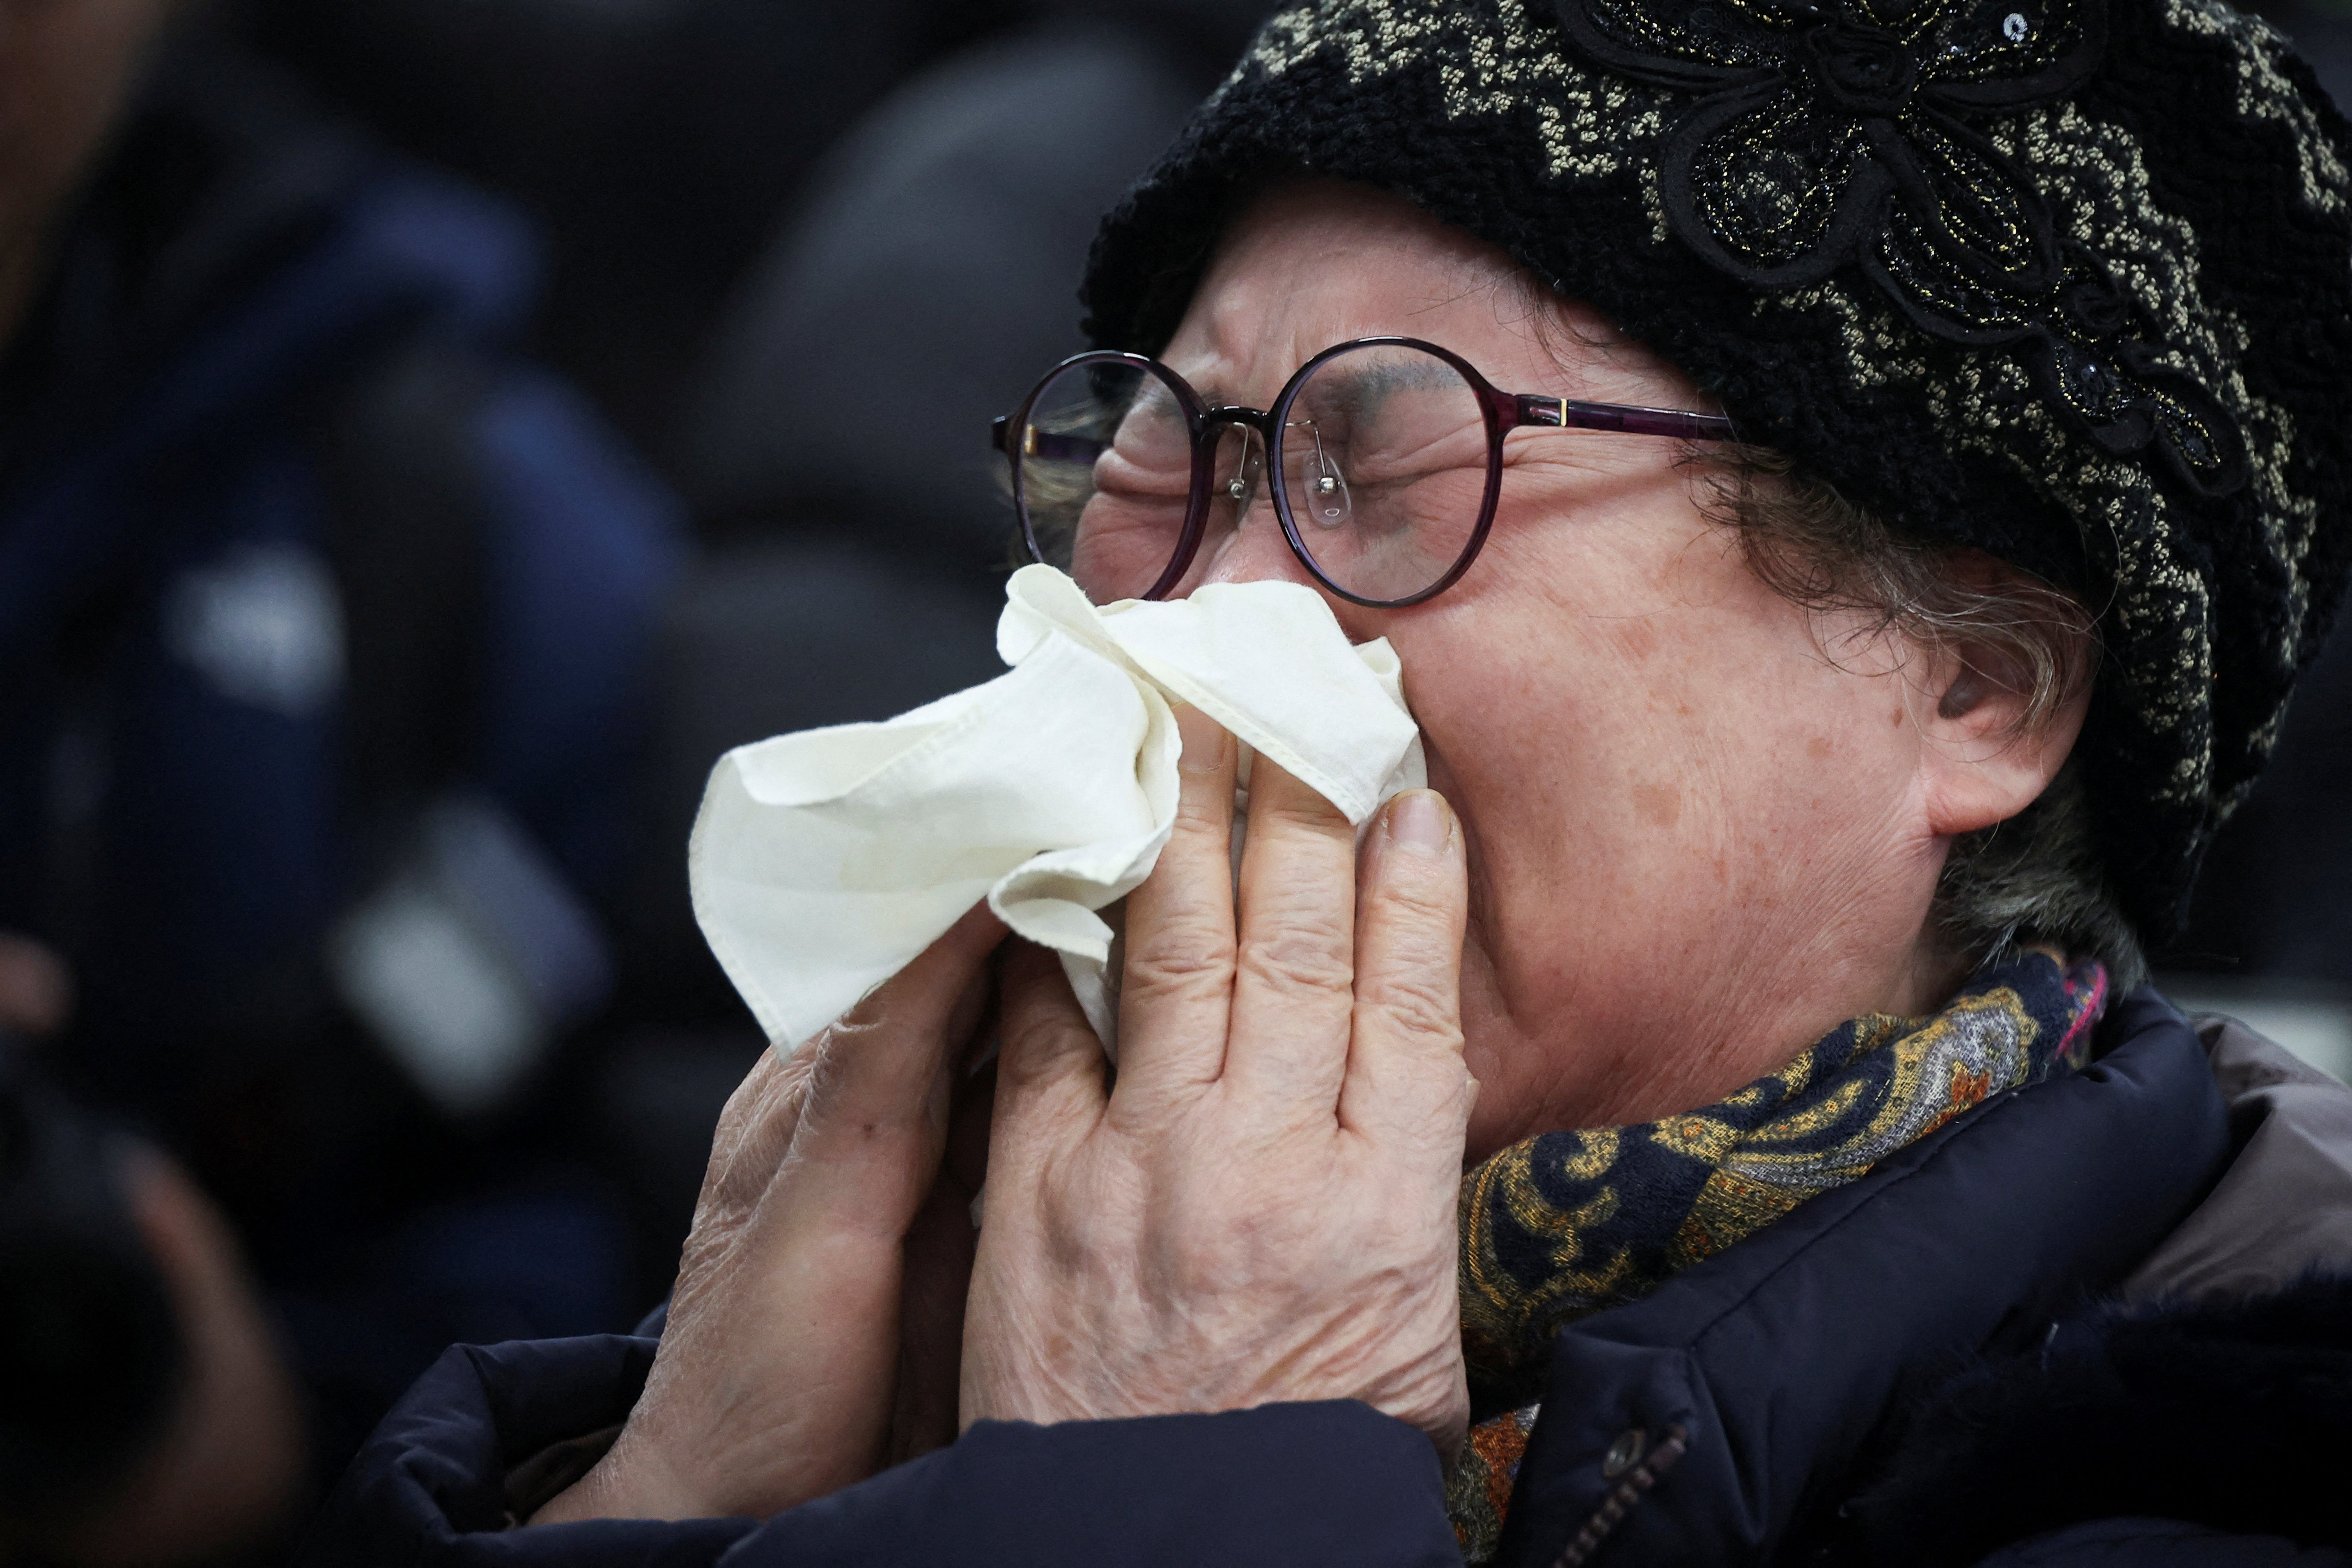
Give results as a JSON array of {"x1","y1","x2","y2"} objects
[
  {"x1": 992, "y1": 415, "x2": 1110, "y2": 463},
  {"x1": 996, "y1": 397, "x2": 1730, "y2": 450},
  {"x1": 1511, "y1": 394, "x2": 1736, "y2": 442}
]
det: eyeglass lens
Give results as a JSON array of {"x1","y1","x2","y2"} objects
[
  {"x1": 1273, "y1": 343, "x2": 1489, "y2": 603},
  {"x1": 1014, "y1": 342, "x2": 1492, "y2": 606}
]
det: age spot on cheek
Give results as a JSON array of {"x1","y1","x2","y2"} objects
[
  {"x1": 1631, "y1": 780, "x2": 1682, "y2": 829},
  {"x1": 1807, "y1": 735, "x2": 1833, "y2": 760}
]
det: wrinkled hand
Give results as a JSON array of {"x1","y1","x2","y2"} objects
[
  {"x1": 960, "y1": 708, "x2": 1475, "y2": 1453},
  {"x1": 537, "y1": 905, "x2": 1003, "y2": 1523}
]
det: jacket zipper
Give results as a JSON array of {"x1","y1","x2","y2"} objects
[{"x1": 1549, "y1": 1424, "x2": 1690, "y2": 1568}]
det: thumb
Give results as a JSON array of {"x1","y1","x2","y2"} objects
[{"x1": 786, "y1": 902, "x2": 1005, "y2": 1240}]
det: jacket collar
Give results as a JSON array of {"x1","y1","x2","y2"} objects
[
  {"x1": 2122, "y1": 1010, "x2": 2352, "y2": 1303},
  {"x1": 1495, "y1": 989, "x2": 2231, "y2": 1567}
]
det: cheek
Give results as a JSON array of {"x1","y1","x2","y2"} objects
[
  {"x1": 1390, "y1": 567, "x2": 1921, "y2": 929},
  {"x1": 1389, "y1": 592, "x2": 1670, "y2": 891},
  {"x1": 1388, "y1": 511, "x2": 1728, "y2": 822}
]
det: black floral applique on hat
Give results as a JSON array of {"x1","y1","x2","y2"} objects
[{"x1": 1553, "y1": 0, "x2": 2245, "y2": 495}]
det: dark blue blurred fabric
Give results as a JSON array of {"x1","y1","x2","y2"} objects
[
  {"x1": 0, "y1": 46, "x2": 680, "y2": 1110},
  {"x1": 0, "y1": 42, "x2": 681, "y2": 1484}
]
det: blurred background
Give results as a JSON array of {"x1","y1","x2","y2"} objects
[{"x1": 0, "y1": 0, "x2": 2341, "y2": 1557}]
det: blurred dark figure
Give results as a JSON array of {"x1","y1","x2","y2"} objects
[
  {"x1": 681, "y1": 12, "x2": 1247, "y2": 567},
  {"x1": 233, "y1": 0, "x2": 1028, "y2": 450},
  {"x1": 0, "y1": 954, "x2": 302, "y2": 1565},
  {"x1": 0, "y1": 1, "x2": 678, "y2": 1484},
  {"x1": 232, "y1": 0, "x2": 1271, "y2": 458}
]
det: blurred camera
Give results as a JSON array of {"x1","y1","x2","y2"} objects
[{"x1": 0, "y1": 1032, "x2": 182, "y2": 1525}]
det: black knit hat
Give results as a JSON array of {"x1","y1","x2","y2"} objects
[{"x1": 1081, "y1": 0, "x2": 2352, "y2": 942}]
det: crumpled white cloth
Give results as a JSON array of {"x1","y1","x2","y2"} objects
[{"x1": 688, "y1": 564, "x2": 1424, "y2": 1053}]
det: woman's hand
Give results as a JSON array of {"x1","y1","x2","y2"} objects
[
  {"x1": 960, "y1": 708, "x2": 1476, "y2": 1453},
  {"x1": 536, "y1": 904, "x2": 1004, "y2": 1523}
]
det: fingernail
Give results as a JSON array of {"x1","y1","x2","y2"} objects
[
  {"x1": 1388, "y1": 789, "x2": 1451, "y2": 852},
  {"x1": 1176, "y1": 705, "x2": 1229, "y2": 774}
]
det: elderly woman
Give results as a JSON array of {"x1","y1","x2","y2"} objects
[{"x1": 310, "y1": 0, "x2": 2352, "y2": 1563}]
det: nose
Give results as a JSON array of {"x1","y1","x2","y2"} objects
[
  {"x1": 1187, "y1": 497, "x2": 1387, "y2": 643},
  {"x1": 1194, "y1": 494, "x2": 1315, "y2": 592}
]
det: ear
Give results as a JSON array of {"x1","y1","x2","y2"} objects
[{"x1": 1913, "y1": 569, "x2": 2095, "y2": 839}]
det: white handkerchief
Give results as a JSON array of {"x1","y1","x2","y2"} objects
[{"x1": 688, "y1": 564, "x2": 1424, "y2": 1054}]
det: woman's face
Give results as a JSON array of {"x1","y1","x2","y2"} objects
[{"x1": 1155, "y1": 180, "x2": 2007, "y2": 1158}]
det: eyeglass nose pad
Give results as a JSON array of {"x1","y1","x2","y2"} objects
[
  {"x1": 1288, "y1": 420, "x2": 1352, "y2": 530},
  {"x1": 1219, "y1": 428, "x2": 1266, "y2": 514},
  {"x1": 1302, "y1": 450, "x2": 1352, "y2": 529}
]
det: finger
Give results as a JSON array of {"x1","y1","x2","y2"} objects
[
  {"x1": 1113, "y1": 703, "x2": 1238, "y2": 1108},
  {"x1": 694, "y1": 911, "x2": 1002, "y2": 1502},
  {"x1": 1223, "y1": 753, "x2": 1360, "y2": 1113},
  {"x1": 700, "y1": 895, "x2": 998, "y2": 1233},
  {"x1": 1341, "y1": 790, "x2": 1473, "y2": 1145},
  {"x1": 990, "y1": 940, "x2": 1106, "y2": 1180},
  {"x1": 688, "y1": 1044, "x2": 820, "y2": 1250},
  {"x1": 783, "y1": 901, "x2": 1006, "y2": 1239}
]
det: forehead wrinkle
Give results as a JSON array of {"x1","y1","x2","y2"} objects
[
  {"x1": 1176, "y1": 181, "x2": 1518, "y2": 398},
  {"x1": 1180, "y1": 275, "x2": 1519, "y2": 410},
  {"x1": 1168, "y1": 265, "x2": 1323, "y2": 408}
]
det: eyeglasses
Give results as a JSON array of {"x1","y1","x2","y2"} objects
[{"x1": 991, "y1": 336, "x2": 1736, "y2": 609}]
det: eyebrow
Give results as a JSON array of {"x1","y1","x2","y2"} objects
[
  {"x1": 1158, "y1": 348, "x2": 1737, "y2": 440},
  {"x1": 1173, "y1": 373, "x2": 1234, "y2": 408},
  {"x1": 1288, "y1": 356, "x2": 1462, "y2": 416}
]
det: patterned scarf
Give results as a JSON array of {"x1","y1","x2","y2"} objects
[{"x1": 1446, "y1": 948, "x2": 2110, "y2": 1561}]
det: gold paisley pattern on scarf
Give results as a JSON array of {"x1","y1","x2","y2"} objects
[{"x1": 1446, "y1": 947, "x2": 2108, "y2": 1561}]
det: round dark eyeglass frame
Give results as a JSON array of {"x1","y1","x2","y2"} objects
[{"x1": 992, "y1": 335, "x2": 1739, "y2": 608}]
